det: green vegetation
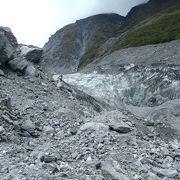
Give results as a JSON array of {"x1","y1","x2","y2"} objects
[
  {"x1": 78, "y1": 2, "x2": 180, "y2": 68},
  {"x1": 112, "y1": 5, "x2": 180, "y2": 51}
]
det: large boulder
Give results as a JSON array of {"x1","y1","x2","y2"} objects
[
  {"x1": 0, "y1": 68, "x2": 5, "y2": 76},
  {"x1": 8, "y1": 44, "x2": 42, "y2": 76},
  {"x1": 8, "y1": 57, "x2": 36, "y2": 76},
  {"x1": 0, "y1": 26, "x2": 18, "y2": 65},
  {"x1": 8, "y1": 57, "x2": 29, "y2": 72},
  {"x1": 16, "y1": 44, "x2": 42, "y2": 63},
  {"x1": 100, "y1": 160, "x2": 130, "y2": 180}
]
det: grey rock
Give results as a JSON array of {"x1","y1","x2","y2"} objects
[
  {"x1": 43, "y1": 125, "x2": 54, "y2": 133},
  {"x1": 146, "y1": 173, "x2": 161, "y2": 180},
  {"x1": 100, "y1": 161, "x2": 130, "y2": 180},
  {"x1": 0, "y1": 126, "x2": 5, "y2": 134},
  {"x1": 40, "y1": 155, "x2": 57, "y2": 163},
  {"x1": 13, "y1": 44, "x2": 42, "y2": 66},
  {"x1": 21, "y1": 119, "x2": 36, "y2": 132},
  {"x1": 170, "y1": 140, "x2": 180, "y2": 150},
  {"x1": 8, "y1": 57, "x2": 29, "y2": 72},
  {"x1": 1, "y1": 114, "x2": 13, "y2": 125},
  {"x1": 174, "y1": 161, "x2": 180, "y2": 172},
  {"x1": 109, "y1": 123, "x2": 131, "y2": 134},
  {"x1": 0, "y1": 134, "x2": 7, "y2": 142},
  {"x1": 0, "y1": 26, "x2": 17, "y2": 65},
  {"x1": 25, "y1": 65, "x2": 36, "y2": 76},
  {"x1": 18, "y1": 130, "x2": 32, "y2": 137},
  {"x1": 70, "y1": 128, "x2": 77, "y2": 135},
  {"x1": 172, "y1": 104, "x2": 180, "y2": 117},
  {"x1": 79, "y1": 122, "x2": 108, "y2": 132},
  {"x1": 25, "y1": 48, "x2": 42, "y2": 63},
  {"x1": 152, "y1": 167, "x2": 178, "y2": 178},
  {"x1": 0, "y1": 69, "x2": 5, "y2": 76},
  {"x1": 163, "y1": 156, "x2": 173, "y2": 168},
  {"x1": 7, "y1": 45, "x2": 39, "y2": 76},
  {"x1": 42, "y1": 163, "x2": 59, "y2": 174},
  {"x1": 0, "y1": 96, "x2": 12, "y2": 110}
]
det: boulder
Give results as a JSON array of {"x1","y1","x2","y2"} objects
[
  {"x1": 146, "y1": 173, "x2": 161, "y2": 180},
  {"x1": 0, "y1": 95, "x2": 12, "y2": 110},
  {"x1": 25, "y1": 48, "x2": 42, "y2": 63},
  {"x1": 41, "y1": 163, "x2": 59, "y2": 174},
  {"x1": 0, "y1": 126, "x2": 5, "y2": 134},
  {"x1": 8, "y1": 57, "x2": 28, "y2": 72},
  {"x1": 40, "y1": 155, "x2": 57, "y2": 163},
  {"x1": 100, "y1": 160, "x2": 130, "y2": 180},
  {"x1": 15, "y1": 45, "x2": 42, "y2": 64},
  {"x1": 79, "y1": 122, "x2": 109, "y2": 132},
  {"x1": 0, "y1": 69, "x2": 5, "y2": 76},
  {"x1": 0, "y1": 26, "x2": 17, "y2": 65},
  {"x1": 25, "y1": 65, "x2": 36, "y2": 76},
  {"x1": 8, "y1": 55, "x2": 37, "y2": 76},
  {"x1": 109, "y1": 122, "x2": 132, "y2": 134},
  {"x1": 152, "y1": 167, "x2": 178, "y2": 178},
  {"x1": 21, "y1": 119, "x2": 36, "y2": 133}
]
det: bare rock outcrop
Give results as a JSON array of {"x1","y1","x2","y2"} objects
[{"x1": 0, "y1": 26, "x2": 17, "y2": 65}]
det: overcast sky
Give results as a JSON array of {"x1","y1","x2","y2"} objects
[{"x1": 0, "y1": 0, "x2": 148, "y2": 47}]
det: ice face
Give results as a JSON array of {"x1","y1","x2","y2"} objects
[{"x1": 60, "y1": 65, "x2": 180, "y2": 107}]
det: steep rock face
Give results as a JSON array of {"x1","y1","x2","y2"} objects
[
  {"x1": 0, "y1": 27, "x2": 18, "y2": 65},
  {"x1": 42, "y1": 23, "x2": 81, "y2": 74},
  {"x1": 42, "y1": 14, "x2": 124, "y2": 74}
]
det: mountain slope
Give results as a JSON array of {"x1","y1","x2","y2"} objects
[
  {"x1": 42, "y1": 14, "x2": 124, "y2": 74},
  {"x1": 112, "y1": 3, "x2": 180, "y2": 51},
  {"x1": 123, "y1": 0, "x2": 180, "y2": 29}
]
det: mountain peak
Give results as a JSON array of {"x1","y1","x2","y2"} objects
[{"x1": 76, "y1": 13, "x2": 124, "y2": 24}]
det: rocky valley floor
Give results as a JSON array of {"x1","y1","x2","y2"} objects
[{"x1": 0, "y1": 68, "x2": 180, "y2": 180}]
